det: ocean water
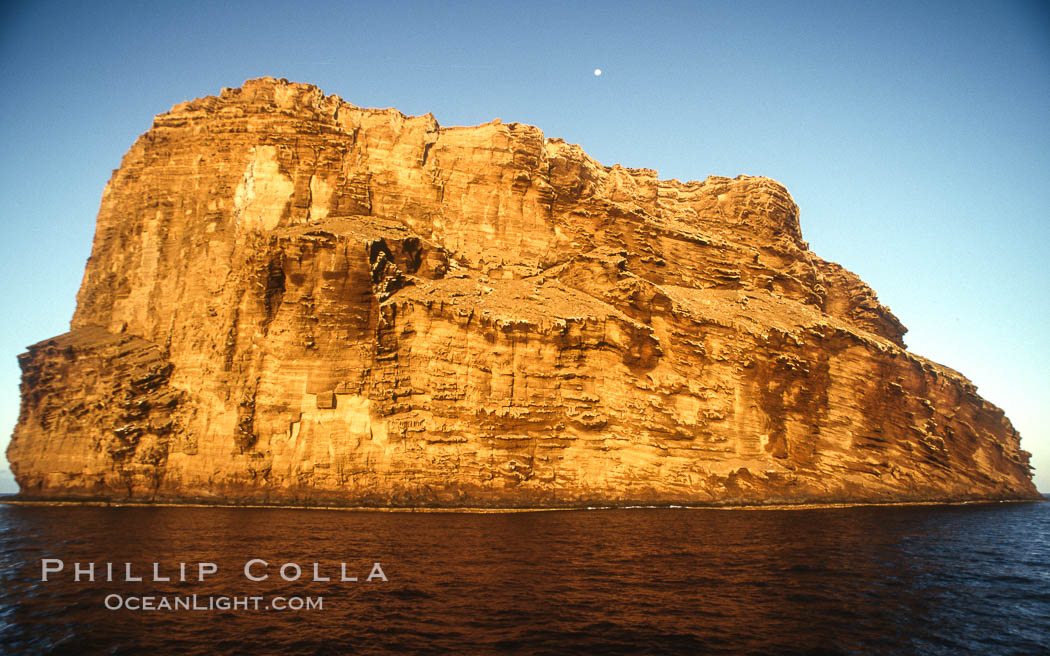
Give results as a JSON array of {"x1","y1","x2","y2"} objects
[{"x1": 1, "y1": 500, "x2": 1048, "y2": 655}]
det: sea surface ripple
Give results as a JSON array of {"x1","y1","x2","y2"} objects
[{"x1": 1, "y1": 499, "x2": 1048, "y2": 654}]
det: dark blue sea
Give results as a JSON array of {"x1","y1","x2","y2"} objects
[{"x1": 1, "y1": 499, "x2": 1048, "y2": 655}]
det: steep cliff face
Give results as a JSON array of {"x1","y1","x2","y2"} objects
[{"x1": 7, "y1": 78, "x2": 1038, "y2": 506}]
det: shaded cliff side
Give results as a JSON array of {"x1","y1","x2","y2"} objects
[{"x1": 7, "y1": 78, "x2": 1039, "y2": 506}]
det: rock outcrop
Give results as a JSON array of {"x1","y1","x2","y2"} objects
[{"x1": 7, "y1": 78, "x2": 1039, "y2": 506}]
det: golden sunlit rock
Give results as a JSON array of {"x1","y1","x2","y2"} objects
[{"x1": 6, "y1": 78, "x2": 1039, "y2": 506}]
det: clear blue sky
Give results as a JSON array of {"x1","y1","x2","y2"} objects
[{"x1": 1, "y1": 0, "x2": 1047, "y2": 493}]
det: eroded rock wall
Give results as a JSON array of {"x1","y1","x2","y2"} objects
[{"x1": 7, "y1": 78, "x2": 1037, "y2": 506}]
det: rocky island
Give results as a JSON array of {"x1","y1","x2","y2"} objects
[{"x1": 6, "y1": 78, "x2": 1039, "y2": 507}]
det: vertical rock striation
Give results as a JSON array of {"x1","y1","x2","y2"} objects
[{"x1": 7, "y1": 78, "x2": 1039, "y2": 506}]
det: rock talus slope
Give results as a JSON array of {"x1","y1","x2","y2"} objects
[{"x1": 7, "y1": 78, "x2": 1039, "y2": 506}]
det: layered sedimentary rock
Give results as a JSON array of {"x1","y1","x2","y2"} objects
[{"x1": 7, "y1": 78, "x2": 1038, "y2": 506}]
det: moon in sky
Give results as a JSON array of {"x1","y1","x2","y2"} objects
[{"x1": 593, "y1": 68, "x2": 602, "y2": 76}]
